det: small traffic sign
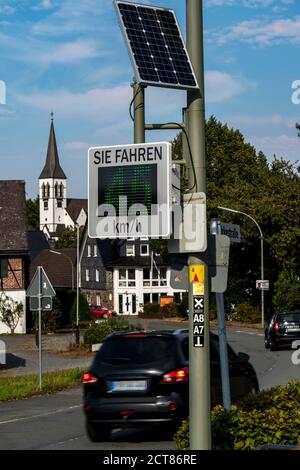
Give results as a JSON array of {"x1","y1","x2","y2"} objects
[
  {"x1": 30, "y1": 297, "x2": 53, "y2": 311},
  {"x1": 27, "y1": 267, "x2": 56, "y2": 298},
  {"x1": 190, "y1": 265, "x2": 205, "y2": 283},
  {"x1": 256, "y1": 280, "x2": 269, "y2": 291}
]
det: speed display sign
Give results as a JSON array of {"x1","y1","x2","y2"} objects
[{"x1": 88, "y1": 142, "x2": 172, "y2": 239}]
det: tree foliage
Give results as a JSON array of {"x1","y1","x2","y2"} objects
[
  {"x1": 26, "y1": 197, "x2": 40, "y2": 230},
  {"x1": 54, "y1": 226, "x2": 83, "y2": 249},
  {"x1": 171, "y1": 116, "x2": 300, "y2": 317},
  {"x1": 0, "y1": 293, "x2": 23, "y2": 334}
]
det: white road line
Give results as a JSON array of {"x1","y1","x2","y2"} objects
[
  {"x1": 0, "y1": 404, "x2": 81, "y2": 426},
  {"x1": 235, "y1": 330, "x2": 264, "y2": 337}
]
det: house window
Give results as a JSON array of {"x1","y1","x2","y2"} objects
[
  {"x1": 126, "y1": 245, "x2": 135, "y2": 256},
  {"x1": 140, "y1": 244, "x2": 149, "y2": 256},
  {"x1": 94, "y1": 245, "x2": 98, "y2": 257},
  {"x1": 96, "y1": 269, "x2": 100, "y2": 283},
  {"x1": 87, "y1": 245, "x2": 91, "y2": 257},
  {"x1": 143, "y1": 268, "x2": 150, "y2": 287},
  {"x1": 118, "y1": 269, "x2": 136, "y2": 287},
  {"x1": 143, "y1": 293, "x2": 151, "y2": 305},
  {"x1": 85, "y1": 269, "x2": 90, "y2": 282},
  {"x1": 96, "y1": 295, "x2": 101, "y2": 306},
  {"x1": 57, "y1": 200, "x2": 62, "y2": 208},
  {"x1": 59, "y1": 183, "x2": 64, "y2": 198},
  {"x1": 44, "y1": 201, "x2": 48, "y2": 210}
]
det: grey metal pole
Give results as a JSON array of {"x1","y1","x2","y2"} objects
[
  {"x1": 38, "y1": 266, "x2": 42, "y2": 391},
  {"x1": 186, "y1": 0, "x2": 211, "y2": 450},
  {"x1": 210, "y1": 219, "x2": 231, "y2": 412},
  {"x1": 261, "y1": 237, "x2": 265, "y2": 328},
  {"x1": 76, "y1": 223, "x2": 80, "y2": 346},
  {"x1": 133, "y1": 83, "x2": 145, "y2": 143}
]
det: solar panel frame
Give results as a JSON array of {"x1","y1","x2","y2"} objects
[{"x1": 115, "y1": 0, "x2": 199, "y2": 91}]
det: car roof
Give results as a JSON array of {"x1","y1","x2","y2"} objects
[{"x1": 105, "y1": 329, "x2": 218, "y2": 340}]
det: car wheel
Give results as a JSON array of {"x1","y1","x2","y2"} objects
[
  {"x1": 270, "y1": 341, "x2": 277, "y2": 351},
  {"x1": 86, "y1": 419, "x2": 111, "y2": 442},
  {"x1": 265, "y1": 337, "x2": 270, "y2": 349},
  {"x1": 102, "y1": 313, "x2": 108, "y2": 319}
]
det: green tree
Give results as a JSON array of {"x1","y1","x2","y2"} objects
[
  {"x1": 54, "y1": 226, "x2": 83, "y2": 249},
  {"x1": 168, "y1": 116, "x2": 300, "y2": 317},
  {"x1": 273, "y1": 268, "x2": 300, "y2": 312},
  {"x1": 0, "y1": 293, "x2": 23, "y2": 334},
  {"x1": 26, "y1": 197, "x2": 40, "y2": 230}
]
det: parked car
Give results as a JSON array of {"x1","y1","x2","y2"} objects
[
  {"x1": 89, "y1": 306, "x2": 116, "y2": 320},
  {"x1": 83, "y1": 329, "x2": 259, "y2": 442},
  {"x1": 265, "y1": 310, "x2": 300, "y2": 351}
]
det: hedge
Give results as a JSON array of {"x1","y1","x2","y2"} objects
[
  {"x1": 174, "y1": 380, "x2": 300, "y2": 450},
  {"x1": 83, "y1": 317, "x2": 136, "y2": 348}
]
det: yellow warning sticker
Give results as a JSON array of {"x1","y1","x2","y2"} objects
[
  {"x1": 193, "y1": 282, "x2": 205, "y2": 296},
  {"x1": 190, "y1": 265, "x2": 205, "y2": 283}
]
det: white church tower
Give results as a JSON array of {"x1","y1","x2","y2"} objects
[{"x1": 39, "y1": 113, "x2": 67, "y2": 235}]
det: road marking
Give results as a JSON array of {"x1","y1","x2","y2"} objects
[
  {"x1": 0, "y1": 404, "x2": 81, "y2": 426},
  {"x1": 235, "y1": 330, "x2": 264, "y2": 337}
]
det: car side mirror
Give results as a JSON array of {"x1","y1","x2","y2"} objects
[{"x1": 237, "y1": 352, "x2": 250, "y2": 363}]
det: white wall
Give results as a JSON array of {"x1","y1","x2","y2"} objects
[{"x1": 0, "y1": 290, "x2": 26, "y2": 334}]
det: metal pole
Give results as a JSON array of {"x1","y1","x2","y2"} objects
[
  {"x1": 186, "y1": 0, "x2": 211, "y2": 450},
  {"x1": 76, "y1": 223, "x2": 80, "y2": 346},
  {"x1": 38, "y1": 266, "x2": 42, "y2": 391},
  {"x1": 261, "y1": 237, "x2": 265, "y2": 328},
  {"x1": 217, "y1": 207, "x2": 265, "y2": 328},
  {"x1": 133, "y1": 83, "x2": 145, "y2": 144},
  {"x1": 211, "y1": 219, "x2": 231, "y2": 412}
]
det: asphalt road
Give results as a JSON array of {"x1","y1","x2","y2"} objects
[{"x1": 0, "y1": 325, "x2": 299, "y2": 450}]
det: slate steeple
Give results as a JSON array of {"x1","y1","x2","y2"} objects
[{"x1": 39, "y1": 113, "x2": 67, "y2": 180}]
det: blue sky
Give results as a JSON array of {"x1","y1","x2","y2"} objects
[{"x1": 0, "y1": 0, "x2": 299, "y2": 199}]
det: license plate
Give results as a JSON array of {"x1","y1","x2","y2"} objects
[
  {"x1": 107, "y1": 380, "x2": 147, "y2": 392},
  {"x1": 286, "y1": 326, "x2": 300, "y2": 332}
]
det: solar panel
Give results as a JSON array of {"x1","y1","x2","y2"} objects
[{"x1": 115, "y1": 1, "x2": 199, "y2": 91}]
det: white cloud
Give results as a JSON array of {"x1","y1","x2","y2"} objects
[
  {"x1": 205, "y1": 0, "x2": 293, "y2": 8},
  {"x1": 63, "y1": 141, "x2": 90, "y2": 151},
  {"x1": 212, "y1": 16, "x2": 300, "y2": 46},
  {"x1": 32, "y1": 0, "x2": 55, "y2": 11},
  {"x1": 205, "y1": 71, "x2": 252, "y2": 102},
  {"x1": 38, "y1": 40, "x2": 101, "y2": 64},
  {"x1": 16, "y1": 84, "x2": 133, "y2": 121},
  {"x1": 251, "y1": 134, "x2": 300, "y2": 161},
  {"x1": 0, "y1": 5, "x2": 15, "y2": 15}
]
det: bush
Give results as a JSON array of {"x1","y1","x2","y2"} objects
[
  {"x1": 83, "y1": 317, "x2": 135, "y2": 348},
  {"x1": 273, "y1": 269, "x2": 300, "y2": 311},
  {"x1": 232, "y1": 303, "x2": 261, "y2": 323},
  {"x1": 176, "y1": 293, "x2": 188, "y2": 318},
  {"x1": 70, "y1": 292, "x2": 90, "y2": 324},
  {"x1": 174, "y1": 380, "x2": 300, "y2": 450},
  {"x1": 42, "y1": 297, "x2": 62, "y2": 333}
]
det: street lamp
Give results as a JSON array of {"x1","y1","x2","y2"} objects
[
  {"x1": 49, "y1": 250, "x2": 74, "y2": 290},
  {"x1": 217, "y1": 206, "x2": 265, "y2": 328},
  {"x1": 75, "y1": 223, "x2": 80, "y2": 346}
]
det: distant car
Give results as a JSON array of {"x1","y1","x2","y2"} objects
[
  {"x1": 82, "y1": 329, "x2": 258, "y2": 442},
  {"x1": 89, "y1": 306, "x2": 116, "y2": 320},
  {"x1": 265, "y1": 310, "x2": 300, "y2": 351}
]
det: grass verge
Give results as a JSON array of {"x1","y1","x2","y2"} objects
[{"x1": 0, "y1": 368, "x2": 84, "y2": 402}]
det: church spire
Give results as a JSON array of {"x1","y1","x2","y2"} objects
[{"x1": 39, "y1": 113, "x2": 67, "y2": 180}]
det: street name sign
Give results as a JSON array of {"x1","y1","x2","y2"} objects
[
  {"x1": 220, "y1": 222, "x2": 241, "y2": 244},
  {"x1": 88, "y1": 142, "x2": 172, "y2": 238}
]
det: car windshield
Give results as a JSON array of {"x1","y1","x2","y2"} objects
[
  {"x1": 97, "y1": 336, "x2": 176, "y2": 365},
  {"x1": 277, "y1": 312, "x2": 300, "y2": 323}
]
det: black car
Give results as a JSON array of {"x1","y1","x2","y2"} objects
[
  {"x1": 83, "y1": 330, "x2": 258, "y2": 442},
  {"x1": 265, "y1": 310, "x2": 300, "y2": 351}
]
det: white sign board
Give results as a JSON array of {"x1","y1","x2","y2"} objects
[
  {"x1": 88, "y1": 143, "x2": 172, "y2": 238},
  {"x1": 168, "y1": 192, "x2": 207, "y2": 253},
  {"x1": 220, "y1": 222, "x2": 241, "y2": 244},
  {"x1": 256, "y1": 280, "x2": 269, "y2": 290}
]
